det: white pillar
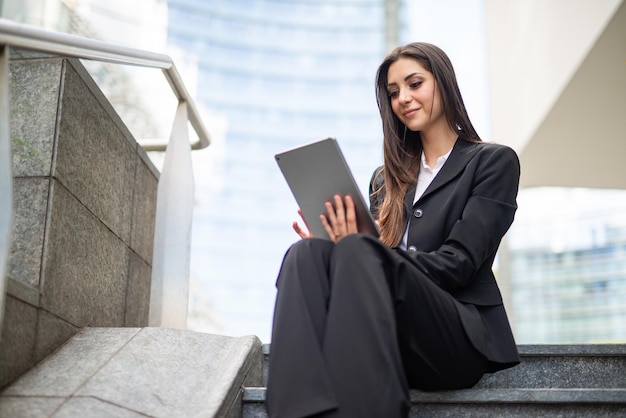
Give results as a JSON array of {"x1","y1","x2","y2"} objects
[{"x1": 149, "y1": 101, "x2": 194, "y2": 329}]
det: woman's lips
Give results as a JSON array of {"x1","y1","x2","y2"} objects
[{"x1": 403, "y1": 108, "x2": 419, "y2": 118}]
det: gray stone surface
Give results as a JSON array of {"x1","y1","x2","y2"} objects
[
  {"x1": 8, "y1": 48, "x2": 59, "y2": 60},
  {"x1": 55, "y1": 60, "x2": 136, "y2": 245},
  {"x1": 124, "y1": 252, "x2": 151, "y2": 327},
  {"x1": 40, "y1": 180, "x2": 129, "y2": 327},
  {"x1": 242, "y1": 402, "x2": 268, "y2": 418},
  {"x1": 408, "y1": 404, "x2": 626, "y2": 418},
  {"x1": 33, "y1": 310, "x2": 78, "y2": 364},
  {"x1": 261, "y1": 343, "x2": 626, "y2": 389},
  {"x1": 9, "y1": 58, "x2": 62, "y2": 177},
  {"x1": 76, "y1": 328, "x2": 262, "y2": 418},
  {"x1": 1, "y1": 328, "x2": 264, "y2": 418},
  {"x1": 8, "y1": 177, "x2": 50, "y2": 287},
  {"x1": 0, "y1": 296, "x2": 37, "y2": 388},
  {"x1": 474, "y1": 370, "x2": 507, "y2": 389},
  {"x1": 242, "y1": 388, "x2": 626, "y2": 418},
  {"x1": 3, "y1": 53, "x2": 160, "y2": 393},
  {"x1": 138, "y1": 145, "x2": 160, "y2": 179},
  {"x1": 130, "y1": 158, "x2": 157, "y2": 264},
  {"x1": 519, "y1": 344, "x2": 626, "y2": 355},
  {"x1": 6, "y1": 276, "x2": 39, "y2": 307},
  {"x1": 0, "y1": 396, "x2": 65, "y2": 418},
  {"x1": 250, "y1": 344, "x2": 626, "y2": 417},
  {"x1": 243, "y1": 387, "x2": 266, "y2": 402},
  {"x1": 53, "y1": 397, "x2": 147, "y2": 418},
  {"x1": 3, "y1": 328, "x2": 140, "y2": 397},
  {"x1": 409, "y1": 388, "x2": 626, "y2": 403},
  {"x1": 506, "y1": 355, "x2": 626, "y2": 389},
  {"x1": 262, "y1": 343, "x2": 270, "y2": 386}
]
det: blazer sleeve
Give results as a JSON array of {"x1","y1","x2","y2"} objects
[{"x1": 405, "y1": 145, "x2": 520, "y2": 292}]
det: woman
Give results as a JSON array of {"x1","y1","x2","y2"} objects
[{"x1": 266, "y1": 42, "x2": 520, "y2": 418}]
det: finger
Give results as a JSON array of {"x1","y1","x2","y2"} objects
[
  {"x1": 333, "y1": 194, "x2": 346, "y2": 232},
  {"x1": 294, "y1": 209, "x2": 312, "y2": 239},
  {"x1": 344, "y1": 195, "x2": 358, "y2": 234},
  {"x1": 324, "y1": 200, "x2": 339, "y2": 238},
  {"x1": 297, "y1": 209, "x2": 311, "y2": 232},
  {"x1": 324, "y1": 199, "x2": 337, "y2": 226},
  {"x1": 320, "y1": 214, "x2": 338, "y2": 242},
  {"x1": 293, "y1": 221, "x2": 309, "y2": 239}
]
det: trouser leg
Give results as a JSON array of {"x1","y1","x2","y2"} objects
[
  {"x1": 267, "y1": 236, "x2": 410, "y2": 418},
  {"x1": 267, "y1": 239, "x2": 338, "y2": 418},
  {"x1": 321, "y1": 235, "x2": 410, "y2": 418}
]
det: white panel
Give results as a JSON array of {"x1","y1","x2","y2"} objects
[
  {"x1": 149, "y1": 102, "x2": 194, "y2": 328},
  {"x1": 485, "y1": 0, "x2": 623, "y2": 151}
]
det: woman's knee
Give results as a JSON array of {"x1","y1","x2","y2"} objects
[
  {"x1": 332, "y1": 233, "x2": 382, "y2": 259},
  {"x1": 276, "y1": 239, "x2": 334, "y2": 287},
  {"x1": 285, "y1": 238, "x2": 334, "y2": 262},
  {"x1": 329, "y1": 234, "x2": 389, "y2": 285}
]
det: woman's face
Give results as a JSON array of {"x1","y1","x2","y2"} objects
[{"x1": 386, "y1": 57, "x2": 445, "y2": 135}]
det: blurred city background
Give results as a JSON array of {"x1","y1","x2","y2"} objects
[{"x1": 2, "y1": 0, "x2": 624, "y2": 344}]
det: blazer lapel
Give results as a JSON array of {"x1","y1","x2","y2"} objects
[
  {"x1": 421, "y1": 138, "x2": 479, "y2": 201},
  {"x1": 404, "y1": 138, "x2": 480, "y2": 209}
]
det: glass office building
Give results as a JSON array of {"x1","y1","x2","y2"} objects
[
  {"x1": 506, "y1": 188, "x2": 626, "y2": 344},
  {"x1": 165, "y1": 0, "x2": 401, "y2": 341}
]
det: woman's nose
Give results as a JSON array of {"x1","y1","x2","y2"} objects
[{"x1": 399, "y1": 88, "x2": 411, "y2": 103}]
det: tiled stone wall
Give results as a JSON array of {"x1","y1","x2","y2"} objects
[{"x1": 0, "y1": 51, "x2": 158, "y2": 389}]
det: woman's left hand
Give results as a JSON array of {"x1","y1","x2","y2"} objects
[
  {"x1": 292, "y1": 209, "x2": 313, "y2": 239},
  {"x1": 321, "y1": 194, "x2": 359, "y2": 243}
]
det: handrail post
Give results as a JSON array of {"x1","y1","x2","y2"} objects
[
  {"x1": 0, "y1": 44, "x2": 13, "y2": 339},
  {"x1": 149, "y1": 101, "x2": 194, "y2": 328}
]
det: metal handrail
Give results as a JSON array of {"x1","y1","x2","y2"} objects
[{"x1": 0, "y1": 17, "x2": 210, "y2": 151}]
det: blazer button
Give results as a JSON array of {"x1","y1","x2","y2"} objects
[
  {"x1": 408, "y1": 245, "x2": 418, "y2": 252},
  {"x1": 413, "y1": 208, "x2": 423, "y2": 218}
]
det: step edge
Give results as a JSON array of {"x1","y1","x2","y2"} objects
[
  {"x1": 410, "y1": 388, "x2": 626, "y2": 404},
  {"x1": 242, "y1": 387, "x2": 626, "y2": 404},
  {"x1": 261, "y1": 344, "x2": 626, "y2": 357},
  {"x1": 518, "y1": 344, "x2": 626, "y2": 356}
]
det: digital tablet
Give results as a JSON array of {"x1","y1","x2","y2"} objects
[{"x1": 275, "y1": 138, "x2": 380, "y2": 240}]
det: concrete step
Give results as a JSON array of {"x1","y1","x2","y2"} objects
[
  {"x1": 261, "y1": 344, "x2": 626, "y2": 389},
  {"x1": 0, "y1": 328, "x2": 264, "y2": 418},
  {"x1": 243, "y1": 344, "x2": 626, "y2": 417},
  {"x1": 242, "y1": 387, "x2": 626, "y2": 418}
]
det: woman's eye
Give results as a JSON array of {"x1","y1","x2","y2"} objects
[
  {"x1": 410, "y1": 81, "x2": 422, "y2": 89},
  {"x1": 387, "y1": 91, "x2": 399, "y2": 98}
]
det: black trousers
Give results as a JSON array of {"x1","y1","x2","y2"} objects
[{"x1": 266, "y1": 234, "x2": 488, "y2": 418}]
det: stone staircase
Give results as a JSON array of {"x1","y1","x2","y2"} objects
[{"x1": 242, "y1": 344, "x2": 626, "y2": 417}]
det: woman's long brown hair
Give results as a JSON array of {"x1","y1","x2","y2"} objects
[{"x1": 373, "y1": 42, "x2": 481, "y2": 246}]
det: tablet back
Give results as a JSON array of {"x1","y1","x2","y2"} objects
[{"x1": 275, "y1": 138, "x2": 379, "y2": 240}]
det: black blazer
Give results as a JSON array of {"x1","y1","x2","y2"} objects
[{"x1": 369, "y1": 138, "x2": 520, "y2": 372}]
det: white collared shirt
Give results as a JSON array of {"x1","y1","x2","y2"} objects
[{"x1": 400, "y1": 148, "x2": 452, "y2": 250}]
